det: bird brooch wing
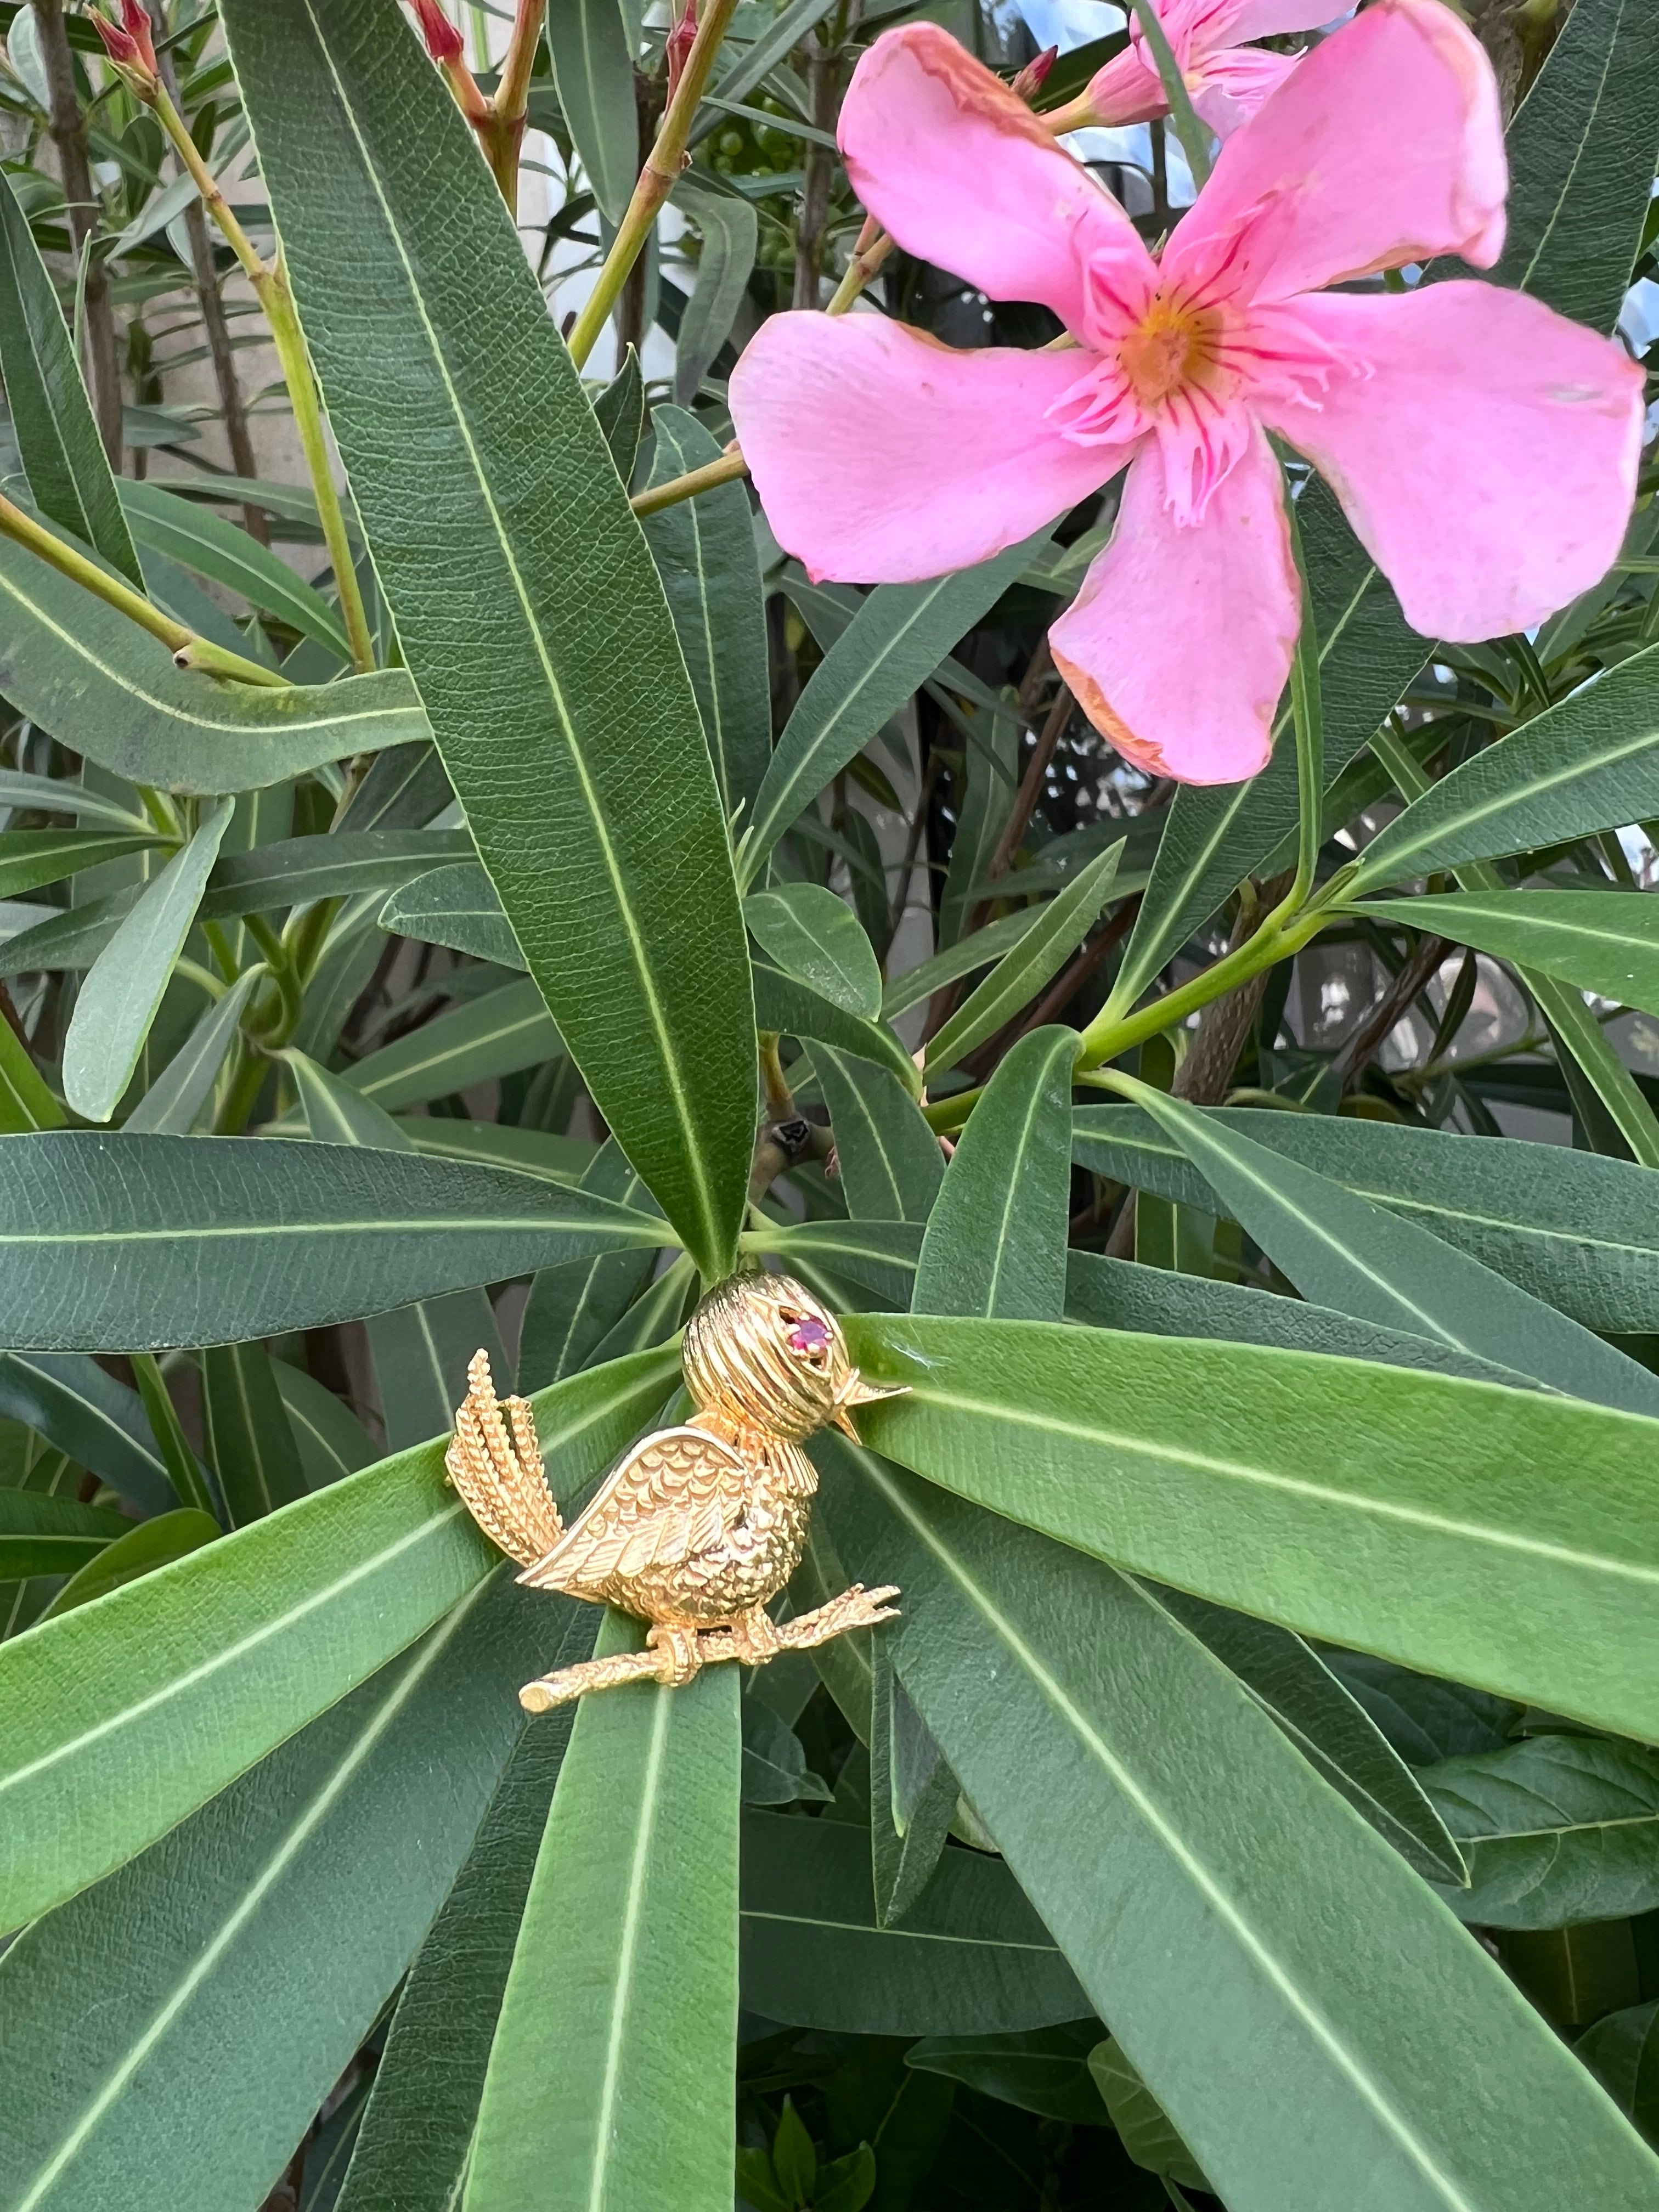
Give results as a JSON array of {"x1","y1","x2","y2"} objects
[{"x1": 517, "y1": 1424, "x2": 748, "y2": 1593}]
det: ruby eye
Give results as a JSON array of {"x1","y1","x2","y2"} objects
[{"x1": 786, "y1": 1315, "x2": 831, "y2": 1358}]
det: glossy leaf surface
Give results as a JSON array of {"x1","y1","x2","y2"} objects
[
  {"x1": 222, "y1": 0, "x2": 756, "y2": 1283},
  {"x1": 1104, "y1": 1080, "x2": 1659, "y2": 1415},
  {"x1": 0, "y1": 535, "x2": 423, "y2": 792},
  {"x1": 1358, "y1": 891, "x2": 1659, "y2": 1019},
  {"x1": 746, "y1": 883, "x2": 882, "y2": 1020},
  {"x1": 0, "y1": 1132, "x2": 664, "y2": 1349},
  {"x1": 742, "y1": 533, "x2": 1047, "y2": 884},
  {"x1": 1073, "y1": 1108, "x2": 1659, "y2": 1334},
  {"x1": 465, "y1": 1627, "x2": 741, "y2": 2212},
  {"x1": 61, "y1": 798, "x2": 234, "y2": 1124},
  {"x1": 915, "y1": 1028, "x2": 1075, "y2": 1322},
  {"x1": 0, "y1": 167, "x2": 140, "y2": 584},
  {"x1": 821, "y1": 1447, "x2": 1659, "y2": 2212},
  {"x1": 843, "y1": 1313, "x2": 1659, "y2": 1744},
  {"x1": 0, "y1": 1346, "x2": 675, "y2": 1933},
  {"x1": 335, "y1": 1611, "x2": 593, "y2": 2212},
  {"x1": 812, "y1": 1046, "x2": 943, "y2": 1223},
  {"x1": 641, "y1": 405, "x2": 772, "y2": 816},
  {"x1": 0, "y1": 1573, "x2": 548, "y2": 2212}
]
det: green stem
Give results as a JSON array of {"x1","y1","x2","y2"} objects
[
  {"x1": 242, "y1": 913, "x2": 303, "y2": 1046},
  {"x1": 0, "y1": 490, "x2": 282, "y2": 687},
  {"x1": 256, "y1": 256, "x2": 377, "y2": 673},
  {"x1": 629, "y1": 448, "x2": 748, "y2": 517},
  {"x1": 151, "y1": 85, "x2": 375, "y2": 675},
  {"x1": 477, "y1": 0, "x2": 548, "y2": 206},
  {"x1": 566, "y1": 0, "x2": 744, "y2": 370},
  {"x1": 153, "y1": 84, "x2": 268, "y2": 285},
  {"x1": 131, "y1": 1354, "x2": 221, "y2": 1520},
  {"x1": 213, "y1": 1041, "x2": 270, "y2": 1136},
  {"x1": 1126, "y1": 0, "x2": 1212, "y2": 189},
  {"x1": 1074, "y1": 898, "x2": 1330, "y2": 1073},
  {"x1": 1283, "y1": 485, "x2": 1323, "y2": 911},
  {"x1": 283, "y1": 894, "x2": 344, "y2": 986},
  {"x1": 175, "y1": 956, "x2": 228, "y2": 1002},
  {"x1": 823, "y1": 225, "x2": 896, "y2": 315}
]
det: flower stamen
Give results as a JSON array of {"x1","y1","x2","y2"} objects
[{"x1": 1119, "y1": 294, "x2": 1224, "y2": 410}]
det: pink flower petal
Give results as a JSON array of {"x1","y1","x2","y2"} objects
[
  {"x1": 1197, "y1": 0, "x2": 1346, "y2": 40},
  {"x1": 839, "y1": 24, "x2": 1155, "y2": 342},
  {"x1": 730, "y1": 311, "x2": 1131, "y2": 585},
  {"x1": 1164, "y1": 0, "x2": 1505, "y2": 308},
  {"x1": 1256, "y1": 284, "x2": 1645, "y2": 642},
  {"x1": 1083, "y1": 43, "x2": 1167, "y2": 126},
  {"x1": 1189, "y1": 46, "x2": 1301, "y2": 138},
  {"x1": 1050, "y1": 427, "x2": 1299, "y2": 784}
]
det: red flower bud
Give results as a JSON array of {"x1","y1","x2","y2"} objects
[
  {"x1": 119, "y1": 0, "x2": 157, "y2": 74},
  {"x1": 90, "y1": 12, "x2": 139, "y2": 64},
  {"x1": 1011, "y1": 44, "x2": 1057, "y2": 102},
  {"x1": 665, "y1": 0, "x2": 698, "y2": 102},
  {"x1": 91, "y1": 4, "x2": 156, "y2": 89},
  {"x1": 411, "y1": 0, "x2": 465, "y2": 64}
]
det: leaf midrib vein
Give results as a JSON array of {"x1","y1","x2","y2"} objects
[
  {"x1": 870, "y1": 1462, "x2": 1481, "y2": 2212},
  {"x1": 294, "y1": 0, "x2": 724, "y2": 1265},
  {"x1": 11, "y1": 1580, "x2": 486, "y2": 2211},
  {"x1": 900, "y1": 1379, "x2": 1659, "y2": 1589}
]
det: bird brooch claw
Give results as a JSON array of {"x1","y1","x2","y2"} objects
[{"x1": 444, "y1": 1269, "x2": 904, "y2": 1713}]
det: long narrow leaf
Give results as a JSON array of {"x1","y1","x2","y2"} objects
[
  {"x1": 120, "y1": 481, "x2": 352, "y2": 658},
  {"x1": 1073, "y1": 1107, "x2": 1659, "y2": 1333},
  {"x1": 0, "y1": 1344, "x2": 676, "y2": 1934},
  {"x1": 641, "y1": 403, "x2": 772, "y2": 816},
  {"x1": 464, "y1": 1623, "x2": 741, "y2": 2212},
  {"x1": 0, "y1": 1573, "x2": 557, "y2": 2212},
  {"x1": 0, "y1": 536, "x2": 424, "y2": 793},
  {"x1": 0, "y1": 1132, "x2": 665, "y2": 1348},
  {"x1": 61, "y1": 798, "x2": 234, "y2": 1122},
  {"x1": 0, "y1": 168, "x2": 141, "y2": 585},
  {"x1": 221, "y1": 0, "x2": 757, "y2": 1282},
  {"x1": 335, "y1": 1618, "x2": 592, "y2": 2212},
  {"x1": 820, "y1": 1448, "x2": 1659, "y2": 2212},
  {"x1": 843, "y1": 1313, "x2": 1659, "y2": 1745},
  {"x1": 742, "y1": 532, "x2": 1048, "y2": 885},
  {"x1": 1105, "y1": 1079, "x2": 1659, "y2": 1416}
]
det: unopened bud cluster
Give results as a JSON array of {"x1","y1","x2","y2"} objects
[{"x1": 89, "y1": 0, "x2": 159, "y2": 97}]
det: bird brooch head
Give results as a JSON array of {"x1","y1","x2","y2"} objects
[{"x1": 681, "y1": 1268, "x2": 903, "y2": 1441}]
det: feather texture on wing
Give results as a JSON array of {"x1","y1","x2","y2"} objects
[{"x1": 518, "y1": 1425, "x2": 747, "y2": 1594}]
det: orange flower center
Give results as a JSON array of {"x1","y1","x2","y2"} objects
[{"x1": 1119, "y1": 295, "x2": 1223, "y2": 409}]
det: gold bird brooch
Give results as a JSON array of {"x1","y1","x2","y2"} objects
[{"x1": 444, "y1": 1268, "x2": 902, "y2": 1712}]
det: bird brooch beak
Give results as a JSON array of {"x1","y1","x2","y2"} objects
[{"x1": 831, "y1": 1368, "x2": 908, "y2": 1440}]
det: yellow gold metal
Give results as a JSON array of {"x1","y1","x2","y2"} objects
[{"x1": 444, "y1": 1271, "x2": 904, "y2": 1711}]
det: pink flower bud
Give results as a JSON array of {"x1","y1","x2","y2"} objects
[
  {"x1": 118, "y1": 0, "x2": 158, "y2": 75},
  {"x1": 90, "y1": 11, "x2": 139, "y2": 66},
  {"x1": 411, "y1": 0, "x2": 465, "y2": 64},
  {"x1": 665, "y1": 0, "x2": 698, "y2": 101},
  {"x1": 1010, "y1": 44, "x2": 1057, "y2": 103}
]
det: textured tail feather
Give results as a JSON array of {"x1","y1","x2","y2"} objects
[{"x1": 444, "y1": 1349, "x2": 565, "y2": 1569}]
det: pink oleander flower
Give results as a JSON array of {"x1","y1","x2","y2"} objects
[
  {"x1": 1046, "y1": 0, "x2": 1334, "y2": 142},
  {"x1": 730, "y1": 1, "x2": 1644, "y2": 784}
]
